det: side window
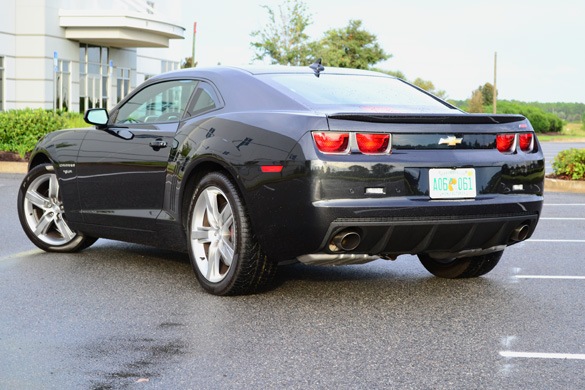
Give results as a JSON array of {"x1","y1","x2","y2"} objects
[
  {"x1": 185, "y1": 82, "x2": 220, "y2": 117},
  {"x1": 115, "y1": 79, "x2": 198, "y2": 124}
]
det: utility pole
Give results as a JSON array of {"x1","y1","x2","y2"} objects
[
  {"x1": 493, "y1": 51, "x2": 497, "y2": 114},
  {"x1": 192, "y1": 22, "x2": 197, "y2": 68}
]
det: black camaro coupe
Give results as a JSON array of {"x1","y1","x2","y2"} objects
[{"x1": 17, "y1": 65, "x2": 544, "y2": 295}]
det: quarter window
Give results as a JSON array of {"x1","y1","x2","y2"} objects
[{"x1": 185, "y1": 82, "x2": 220, "y2": 117}]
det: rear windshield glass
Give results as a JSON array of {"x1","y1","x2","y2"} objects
[{"x1": 259, "y1": 73, "x2": 455, "y2": 113}]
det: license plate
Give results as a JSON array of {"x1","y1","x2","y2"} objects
[{"x1": 429, "y1": 168, "x2": 476, "y2": 199}]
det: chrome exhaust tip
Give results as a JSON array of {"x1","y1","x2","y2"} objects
[
  {"x1": 329, "y1": 230, "x2": 361, "y2": 252},
  {"x1": 511, "y1": 224, "x2": 530, "y2": 242}
]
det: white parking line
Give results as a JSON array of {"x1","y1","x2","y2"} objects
[
  {"x1": 527, "y1": 239, "x2": 585, "y2": 243},
  {"x1": 540, "y1": 218, "x2": 585, "y2": 220},
  {"x1": 0, "y1": 249, "x2": 43, "y2": 262},
  {"x1": 500, "y1": 351, "x2": 585, "y2": 360},
  {"x1": 544, "y1": 204, "x2": 585, "y2": 206},
  {"x1": 515, "y1": 275, "x2": 585, "y2": 280}
]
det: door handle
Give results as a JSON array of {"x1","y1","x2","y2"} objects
[{"x1": 149, "y1": 139, "x2": 168, "y2": 150}]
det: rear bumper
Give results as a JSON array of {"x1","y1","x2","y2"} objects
[
  {"x1": 321, "y1": 212, "x2": 538, "y2": 256},
  {"x1": 250, "y1": 187, "x2": 542, "y2": 261},
  {"x1": 313, "y1": 194, "x2": 541, "y2": 255}
]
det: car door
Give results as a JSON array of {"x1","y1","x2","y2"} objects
[{"x1": 75, "y1": 79, "x2": 198, "y2": 229}]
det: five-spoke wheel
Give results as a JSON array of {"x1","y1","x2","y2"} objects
[
  {"x1": 17, "y1": 164, "x2": 96, "y2": 252},
  {"x1": 187, "y1": 172, "x2": 276, "y2": 295}
]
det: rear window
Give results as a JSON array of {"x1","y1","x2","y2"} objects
[{"x1": 259, "y1": 73, "x2": 454, "y2": 113}]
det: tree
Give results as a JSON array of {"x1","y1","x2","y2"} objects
[
  {"x1": 412, "y1": 78, "x2": 447, "y2": 99},
  {"x1": 250, "y1": 0, "x2": 313, "y2": 66},
  {"x1": 468, "y1": 89, "x2": 484, "y2": 113},
  {"x1": 181, "y1": 57, "x2": 197, "y2": 68},
  {"x1": 478, "y1": 82, "x2": 496, "y2": 105},
  {"x1": 317, "y1": 20, "x2": 390, "y2": 69},
  {"x1": 373, "y1": 68, "x2": 407, "y2": 79}
]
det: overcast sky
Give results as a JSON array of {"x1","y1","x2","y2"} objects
[{"x1": 180, "y1": 0, "x2": 585, "y2": 103}]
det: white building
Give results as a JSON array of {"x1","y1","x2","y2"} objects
[{"x1": 0, "y1": 0, "x2": 186, "y2": 113}]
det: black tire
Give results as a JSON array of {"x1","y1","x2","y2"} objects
[
  {"x1": 186, "y1": 172, "x2": 276, "y2": 295},
  {"x1": 418, "y1": 250, "x2": 504, "y2": 279},
  {"x1": 17, "y1": 164, "x2": 97, "y2": 252}
]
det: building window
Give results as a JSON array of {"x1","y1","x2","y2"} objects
[
  {"x1": 56, "y1": 60, "x2": 71, "y2": 111},
  {"x1": 79, "y1": 45, "x2": 109, "y2": 113},
  {"x1": 116, "y1": 68, "x2": 131, "y2": 104},
  {"x1": 161, "y1": 60, "x2": 179, "y2": 73},
  {"x1": 0, "y1": 57, "x2": 4, "y2": 112}
]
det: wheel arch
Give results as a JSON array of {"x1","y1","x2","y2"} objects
[
  {"x1": 28, "y1": 152, "x2": 53, "y2": 171},
  {"x1": 179, "y1": 159, "x2": 245, "y2": 230}
]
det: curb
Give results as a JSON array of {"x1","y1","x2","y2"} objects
[
  {"x1": 0, "y1": 161, "x2": 27, "y2": 174},
  {"x1": 1, "y1": 161, "x2": 584, "y2": 193},
  {"x1": 545, "y1": 178, "x2": 585, "y2": 194}
]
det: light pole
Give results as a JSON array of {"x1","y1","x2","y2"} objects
[
  {"x1": 192, "y1": 22, "x2": 197, "y2": 67},
  {"x1": 493, "y1": 52, "x2": 497, "y2": 114}
]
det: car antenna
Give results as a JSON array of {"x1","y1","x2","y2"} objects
[{"x1": 309, "y1": 58, "x2": 324, "y2": 77}]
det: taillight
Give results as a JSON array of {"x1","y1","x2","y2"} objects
[
  {"x1": 356, "y1": 133, "x2": 391, "y2": 154},
  {"x1": 496, "y1": 133, "x2": 535, "y2": 153},
  {"x1": 518, "y1": 133, "x2": 534, "y2": 152},
  {"x1": 496, "y1": 134, "x2": 516, "y2": 153},
  {"x1": 312, "y1": 132, "x2": 349, "y2": 154}
]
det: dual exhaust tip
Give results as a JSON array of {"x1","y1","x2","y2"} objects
[
  {"x1": 510, "y1": 224, "x2": 530, "y2": 242},
  {"x1": 329, "y1": 229, "x2": 361, "y2": 252},
  {"x1": 329, "y1": 223, "x2": 531, "y2": 253}
]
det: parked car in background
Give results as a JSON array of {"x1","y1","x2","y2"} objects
[{"x1": 17, "y1": 64, "x2": 545, "y2": 295}]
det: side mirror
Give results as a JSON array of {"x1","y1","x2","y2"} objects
[{"x1": 84, "y1": 108, "x2": 109, "y2": 126}]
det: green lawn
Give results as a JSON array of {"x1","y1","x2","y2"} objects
[{"x1": 537, "y1": 122, "x2": 585, "y2": 142}]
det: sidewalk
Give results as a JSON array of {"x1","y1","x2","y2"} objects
[
  {"x1": 2, "y1": 160, "x2": 583, "y2": 193},
  {"x1": 0, "y1": 161, "x2": 27, "y2": 174}
]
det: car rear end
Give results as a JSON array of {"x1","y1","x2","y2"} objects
[
  {"x1": 250, "y1": 69, "x2": 544, "y2": 266},
  {"x1": 304, "y1": 113, "x2": 543, "y2": 261}
]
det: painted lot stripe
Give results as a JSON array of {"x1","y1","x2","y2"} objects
[
  {"x1": 527, "y1": 239, "x2": 585, "y2": 243},
  {"x1": 0, "y1": 249, "x2": 44, "y2": 262},
  {"x1": 540, "y1": 218, "x2": 585, "y2": 220},
  {"x1": 500, "y1": 351, "x2": 585, "y2": 360},
  {"x1": 544, "y1": 204, "x2": 585, "y2": 206},
  {"x1": 515, "y1": 275, "x2": 585, "y2": 280}
]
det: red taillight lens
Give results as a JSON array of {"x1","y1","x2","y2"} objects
[
  {"x1": 518, "y1": 133, "x2": 534, "y2": 152},
  {"x1": 356, "y1": 133, "x2": 391, "y2": 154},
  {"x1": 312, "y1": 132, "x2": 349, "y2": 153},
  {"x1": 496, "y1": 134, "x2": 516, "y2": 153}
]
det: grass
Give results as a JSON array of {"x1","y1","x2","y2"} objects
[{"x1": 538, "y1": 122, "x2": 585, "y2": 142}]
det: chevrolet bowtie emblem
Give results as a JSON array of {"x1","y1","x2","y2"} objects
[{"x1": 438, "y1": 136, "x2": 463, "y2": 146}]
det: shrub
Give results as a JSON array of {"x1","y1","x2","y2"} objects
[
  {"x1": 552, "y1": 148, "x2": 585, "y2": 180},
  {"x1": 494, "y1": 101, "x2": 564, "y2": 133},
  {"x1": 0, "y1": 109, "x2": 88, "y2": 157},
  {"x1": 60, "y1": 111, "x2": 88, "y2": 129}
]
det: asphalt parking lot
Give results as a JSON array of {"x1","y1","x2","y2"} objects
[{"x1": 1, "y1": 142, "x2": 584, "y2": 389}]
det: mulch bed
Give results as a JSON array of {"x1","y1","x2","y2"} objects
[
  {"x1": 0, "y1": 151, "x2": 29, "y2": 162},
  {"x1": 546, "y1": 174, "x2": 585, "y2": 181}
]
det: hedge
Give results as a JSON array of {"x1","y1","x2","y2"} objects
[
  {"x1": 490, "y1": 101, "x2": 564, "y2": 133},
  {"x1": 0, "y1": 109, "x2": 86, "y2": 157}
]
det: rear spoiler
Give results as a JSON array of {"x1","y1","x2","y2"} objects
[{"x1": 327, "y1": 113, "x2": 526, "y2": 125}]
